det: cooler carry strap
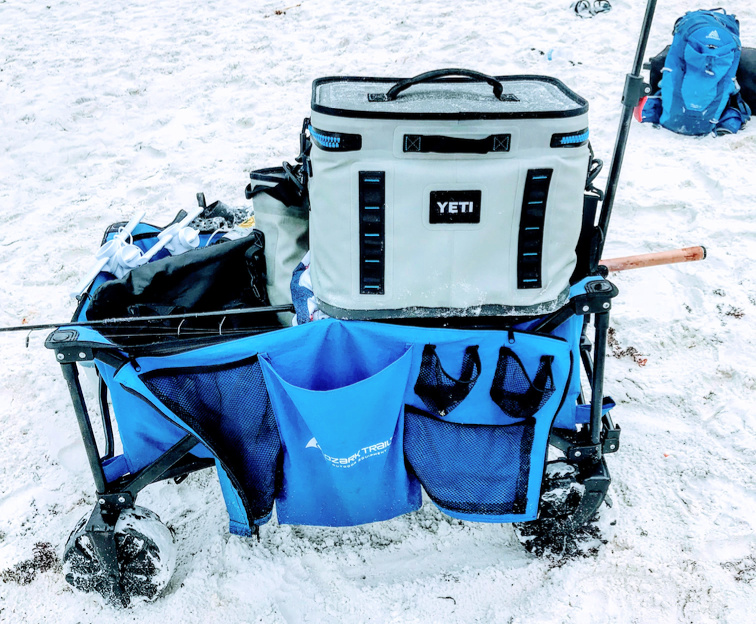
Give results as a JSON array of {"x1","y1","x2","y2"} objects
[
  {"x1": 368, "y1": 68, "x2": 519, "y2": 102},
  {"x1": 403, "y1": 133, "x2": 511, "y2": 154}
]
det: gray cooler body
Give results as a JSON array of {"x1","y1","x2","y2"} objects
[{"x1": 307, "y1": 71, "x2": 590, "y2": 319}]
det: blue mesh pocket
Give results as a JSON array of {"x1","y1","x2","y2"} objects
[
  {"x1": 404, "y1": 344, "x2": 560, "y2": 519},
  {"x1": 414, "y1": 344, "x2": 481, "y2": 417},
  {"x1": 490, "y1": 347, "x2": 555, "y2": 420},
  {"x1": 404, "y1": 407, "x2": 534, "y2": 517},
  {"x1": 140, "y1": 355, "x2": 281, "y2": 525}
]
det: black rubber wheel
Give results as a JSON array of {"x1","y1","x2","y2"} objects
[
  {"x1": 514, "y1": 460, "x2": 607, "y2": 558},
  {"x1": 62, "y1": 506, "x2": 176, "y2": 605}
]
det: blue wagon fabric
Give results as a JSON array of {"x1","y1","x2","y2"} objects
[
  {"x1": 401, "y1": 331, "x2": 571, "y2": 522},
  {"x1": 259, "y1": 346, "x2": 420, "y2": 526},
  {"x1": 140, "y1": 355, "x2": 283, "y2": 528},
  {"x1": 103, "y1": 319, "x2": 574, "y2": 533}
]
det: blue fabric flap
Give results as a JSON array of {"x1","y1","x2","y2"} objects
[
  {"x1": 575, "y1": 399, "x2": 616, "y2": 425},
  {"x1": 111, "y1": 319, "x2": 580, "y2": 529},
  {"x1": 259, "y1": 346, "x2": 421, "y2": 527}
]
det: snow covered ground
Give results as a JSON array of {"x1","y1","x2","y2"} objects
[{"x1": 1, "y1": 0, "x2": 755, "y2": 621}]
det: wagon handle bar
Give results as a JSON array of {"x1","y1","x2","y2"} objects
[
  {"x1": 600, "y1": 246, "x2": 706, "y2": 272},
  {"x1": 597, "y1": 0, "x2": 658, "y2": 258}
]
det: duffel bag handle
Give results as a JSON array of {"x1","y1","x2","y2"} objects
[{"x1": 368, "y1": 68, "x2": 507, "y2": 102}]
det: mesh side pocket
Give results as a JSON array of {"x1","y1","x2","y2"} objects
[
  {"x1": 490, "y1": 347, "x2": 555, "y2": 420},
  {"x1": 141, "y1": 356, "x2": 281, "y2": 523},
  {"x1": 404, "y1": 407, "x2": 533, "y2": 516},
  {"x1": 413, "y1": 345, "x2": 481, "y2": 417}
]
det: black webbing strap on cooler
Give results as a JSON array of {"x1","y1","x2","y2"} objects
[
  {"x1": 517, "y1": 169, "x2": 552, "y2": 289},
  {"x1": 403, "y1": 134, "x2": 511, "y2": 154},
  {"x1": 309, "y1": 125, "x2": 362, "y2": 152},
  {"x1": 550, "y1": 128, "x2": 589, "y2": 148},
  {"x1": 359, "y1": 171, "x2": 386, "y2": 294}
]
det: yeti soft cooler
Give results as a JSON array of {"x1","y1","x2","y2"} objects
[{"x1": 307, "y1": 69, "x2": 591, "y2": 319}]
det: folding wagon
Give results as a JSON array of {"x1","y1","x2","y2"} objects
[{"x1": 43, "y1": 2, "x2": 659, "y2": 606}]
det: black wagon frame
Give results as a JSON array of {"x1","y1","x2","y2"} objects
[
  {"x1": 46, "y1": 271, "x2": 621, "y2": 605},
  {"x1": 42, "y1": 0, "x2": 658, "y2": 604}
]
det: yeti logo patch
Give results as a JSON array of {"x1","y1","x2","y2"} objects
[{"x1": 429, "y1": 191, "x2": 481, "y2": 224}]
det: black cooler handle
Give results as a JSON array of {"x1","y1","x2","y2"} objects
[{"x1": 368, "y1": 68, "x2": 511, "y2": 102}]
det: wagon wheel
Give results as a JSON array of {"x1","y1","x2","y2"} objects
[
  {"x1": 513, "y1": 459, "x2": 612, "y2": 558},
  {"x1": 63, "y1": 506, "x2": 177, "y2": 606}
]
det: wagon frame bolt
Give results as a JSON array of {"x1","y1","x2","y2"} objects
[
  {"x1": 118, "y1": 496, "x2": 125, "y2": 503},
  {"x1": 79, "y1": 352, "x2": 87, "y2": 359},
  {"x1": 582, "y1": 305, "x2": 590, "y2": 312},
  {"x1": 57, "y1": 353, "x2": 64, "y2": 361},
  {"x1": 98, "y1": 498, "x2": 105, "y2": 505},
  {"x1": 603, "y1": 302, "x2": 610, "y2": 309},
  {"x1": 574, "y1": 450, "x2": 582, "y2": 457}
]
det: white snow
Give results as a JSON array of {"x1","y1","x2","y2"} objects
[{"x1": 1, "y1": 0, "x2": 756, "y2": 622}]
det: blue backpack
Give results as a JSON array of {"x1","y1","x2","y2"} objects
[{"x1": 642, "y1": 9, "x2": 751, "y2": 135}]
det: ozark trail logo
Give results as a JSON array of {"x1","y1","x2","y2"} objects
[{"x1": 306, "y1": 437, "x2": 392, "y2": 468}]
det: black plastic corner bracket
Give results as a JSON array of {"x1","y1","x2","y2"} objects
[
  {"x1": 48, "y1": 329, "x2": 79, "y2": 344},
  {"x1": 621, "y1": 73, "x2": 652, "y2": 108},
  {"x1": 83, "y1": 502, "x2": 128, "y2": 607},
  {"x1": 97, "y1": 491, "x2": 135, "y2": 512},
  {"x1": 567, "y1": 443, "x2": 602, "y2": 463},
  {"x1": 54, "y1": 346, "x2": 95, "y2": 363},
  {"x1": 603, "y1": 423, "x2": 621, "y2": 454},
  {"x1": 572, "y1": 280, "x2": 619, "y2": 315},
  {"x1": 569, "y1": 457, "x2": 612, "y2": 528}
]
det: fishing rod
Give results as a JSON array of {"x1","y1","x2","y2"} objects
[
  {"x1": 601, "y1": 245, "x2": 706, "y2": 272},
  {"x1": 0, "y1": 304, "x2": 295, "y2": 334},
  {"x1": 4, "y1": 243, "x2": 707, "y2": 336}
]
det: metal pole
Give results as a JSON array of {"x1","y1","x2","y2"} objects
[
  {"x1": 60, "y1": 363, "x2": 108, "y2": 493},
  {"x1": 597, "y1": 0, "x2": 658, "y2": 258},
  {"x1": 97, "y1": 377, "x2": 115, "y2": 460},
  {"x1": 590, "y1": 312, "x2": 610, "y2": 447}
]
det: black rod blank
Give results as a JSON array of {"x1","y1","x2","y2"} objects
[{"x1": 0, "y1": 304, "x2": 295, "y2": 334}]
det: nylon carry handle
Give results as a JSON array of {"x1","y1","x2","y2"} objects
[
  {"x1": 368, "y1": 68, "x2": 508, "y2": 102},
  {"x1": 403, "y1": 133, "x2": 511, "y2": 154}
]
